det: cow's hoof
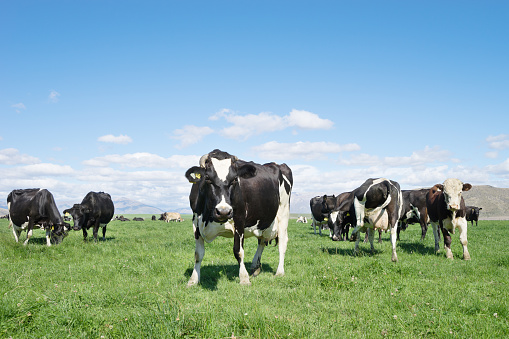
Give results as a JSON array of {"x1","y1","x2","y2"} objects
[
  {"x1": 251, "y1": 267, "x2": 261, "y2": 277},
  {"x1": 187, "y1": 280, "x2": 199, "y2": 287},
  {"x1": 464, "y1": 254, "x2": 471, "y2": 261},
  {"x1": 240, "y1": 279, "x2": 251, "y2": 286},
  {"x1": 391, "y1": 254, "x2": 398, "y2": 262}
]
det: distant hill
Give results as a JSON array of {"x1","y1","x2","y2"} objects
[
  {"x1": 112, "y1": 197, "x2": 164, "y2": 215},
  {"x1": 290, "y1": 185, "x2": 509, "y2": 220}
]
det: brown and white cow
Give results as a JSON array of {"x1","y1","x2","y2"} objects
[
  {"x1": 426, "y1": 178, "x2": 472, "y2": 260},
  {"x1": 161, "y1": 212, "x2": 183, "y2": 222}
]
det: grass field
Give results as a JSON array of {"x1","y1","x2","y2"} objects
[{"x1": 1, "y1": 217, "x2": 508, "y2": 338}]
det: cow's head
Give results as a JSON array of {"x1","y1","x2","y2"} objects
[
  {"x1": 330, "y1": 209, "x2": 352, "y2": 241},
  {"x1": 321, "y1": 195, "x2": 336, "y2": 216},
  {"x1": 50, "y1": 221, "x2": 70, "y2": 244},
  {"x1": 438, "y1": 178, "x2": 472, "y2": 211},
  {"x1": 186, "y1": 153, "x2": 256, "y2": 224},
  {"x1": 63, "y1": 204, "x2": 91, "y2": 231}
]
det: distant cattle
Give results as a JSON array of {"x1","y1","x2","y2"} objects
[
  {"x1": 159, "y1": 212, "x2": 183, "y2": 222},
  {"x1": 397, "y1": 189, "x2": 430, "y2": 241},
  {"x1": 310, "y1": 195, "x2": 336, "y2": 236},
  {"x1": 330, "y1": 178, "x2": 403, "y2": 262},
  {"x1": 115, "y1": 215, "x2": 130, "y2": 221},
  {"x1": 465, "y1": 206, "x2": 482, "y2": 226},
  {"x1": 185, "y1": 149, "x2": 293, "y2": 286},
  {"x1": 296, "y1": 216, "x2": 308, "y2": 223},
  {"x1": 63, "y1": 192, "x2": 115, "y2": 242},
  {"x1": 8, "y1": 188, "x2": 69, "y2": 246},
  {"x1": 151, "y1": 215, "x2": 157, "y2": 221},
  {"x1": 133, "y1": 217, "x2": 144, "y2": 221},
  {"x1": 426, "y1": 178, "x2": 472, "y2": 260}
]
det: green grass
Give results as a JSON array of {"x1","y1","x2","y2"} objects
[{"x1": 1, "y1": 218, "x2": 508, "y2": 338}]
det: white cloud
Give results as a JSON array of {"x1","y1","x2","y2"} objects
[
  {"x1": 97, "y1": 134, "x2": 133, "y2": 145},
  {"x1": 486, "y1": 158, "x2": 509, "y2": 175},
  {"x1": 83, "y1": 153, "x2": 200, "y2": 169},
  {"x1": 49, "y1": 90, "x2": 60, "y2": 103},
  {"x1": 487, "y1": 134, "x2": 509, "y2": 150},
  {"x1": 11, "y1": 103, "x2": 26, "y2": 113},
  {"x1": 339, "y1": 146, "x2": 451, "y2": 167},
  {"x1": 0, "y1": 148, "x2": 40, "y2": 165},
  {"x1": 21, "y1": 163, "x2": 74, "y2": 176},
  {"x1": 485, "y1": 151, "x2": 498, "y2": 159},
  {"x1": 252, "y1": 141, "x2": 360, "y2": 160},
  {"x1": 211, "y1": 109, "x2": 333, "y2": 141},
  {"x1": 172, "y1": 125, "x2": 214, "y2": 148}
]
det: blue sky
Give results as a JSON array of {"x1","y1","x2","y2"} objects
[{"x1": 1, "y1": 1, "x2": 508, "y2": 212}]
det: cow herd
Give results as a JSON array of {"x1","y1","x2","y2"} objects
[
  {"x1": 4, "y1": 148, "x2": 483, "y2": 286},
  {"x1": 311, "y1": 178, "x2": 482, "y2": 262}
]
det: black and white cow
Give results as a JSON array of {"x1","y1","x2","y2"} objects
[
  {"x1": 465, "y1": 206, "x2": 482, "y2": 226},
  {"x1": 310, "y1": 195, "x2": 336, "y2": 236},
  {"x1": 7, "y1": 188, "x2": 69, "y2": 246},
  {"x1": 426, "y1": 178, "x2": 471, "y2": 260},
  {"x1": 185, "y1": 149, "x2": 293, "y2": 286},
  {"x1": 330, "y1": 178, "x2": 403, "y2": 262},
  {"x1": 397, "y1": 189, "x2": 430, "y2": 241},
  {"x1": 329, "y1": 191, "x2": 354, "y2": 241},
  {"x1": 63, "y1": 192, "x2": 114, "y2": 242}
]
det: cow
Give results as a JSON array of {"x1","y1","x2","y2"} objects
[
  {"x1": 426, "y1": 178, "x2": 472, "y2": 260},
  {"x1": 133, "y1": 217, "x2": 144, "y2": 221},
  {"x1": 296, "y1": 216, "x2": 308, "y2": 223},
  {"x1": 465, "y1": 206, "x2": 482, "y2": 226},
  {"x1": 330, "y1": 178, "x2": 403, "y2": 262},
  {"x1": 151, "y1": 215, "x2": 157, "y2": 221},
  {"x1": 185, "y1": 149, "x2": 293, "y2": 286},
  {"x1": 160, "y1": 212, "x2": 183, "y2": 222},
  {"x1": 397, "y1": 189, "x2": 430, "y2": 241},
  {"x1": 310, "y1": 195, "x2": 336, "y2": 236},
  {"x1": 329, "y1": 191, "x2": 354, "y2": 241},
  {"x1": 7, "y1": 188, "x2": 69, "y2": 246},
  {"x1": 63, "y1": 192, "x2": 115, "y2": 242}
]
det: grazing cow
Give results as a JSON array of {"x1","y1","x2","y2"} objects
[
  {"x1": 161, "y1": 212, "x2": 183, "y2": 222},
  {"x1": 465, "y1": 206, "x2": 482, "y2": 226},
  {"x1": 296, "y1": 216, "x2": 308, "y2": 223},
  {"x1": 133, "y1": 217, "x2": 144, "y2": 221},
  {"x1": 63, "y1": 192, "x2": 114, "y2": 242},
  {"x1": 426, "y1": 178, "x2": 472, "y2": 260},
  {"x1": 7, "y1": 188, "x2": 69, "y2": 246},
  {"x1": 185, "y1": 149, "x2": 293, "y2": 286},
  {"x1": 310, "y1": 195, "x2": 336, "y2": 235},
  {"x1": 397, "y1": 189, "x2": 430, "y2": 241},
  {"x1": 152, "y1": 215, "x2": 157, "y2": 221},
  {"x1": 329, "y1": 191, "x2": 354, "y2": 241},
  {"x1": 330, "y1": 178, "x2": 403, "y2": 262},
  {"x1": 115, "y1": 215, "x2": 130, "y2": 221}
]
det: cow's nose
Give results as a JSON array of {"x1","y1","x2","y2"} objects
[
  {"x1": 449, "y1": 204, "x2": 459, "y2": 210},
  {"x1": 215, "y1": 206, "x2": 232, "y2": 220}
]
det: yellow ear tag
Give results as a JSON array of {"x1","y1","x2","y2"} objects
[
  {"x1": 51, "y1": 226, "x2": 54, "y2": 230},
  {"x1": 324, "y1": 218, "x2": 328, "y2": 222},
  {"x1": 346, "y1": 213, "x2": 350, "y2": 216},
  {"x1": 195, "y1": 173, "x2": 201, "y2": 179}
]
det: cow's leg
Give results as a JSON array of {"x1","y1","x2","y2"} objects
[
  {"x1": 93, "y1": 222, "x2": 100, "y2": 242},
  {"x1": 12, "y1": 224, "x2": 22, "y2": 243},
  {"x1": 234, "y1": 232, "x2": 250, "y2": 285},
  {"x1": 312, "y1": 219, "x2": 317, "y2": 235},
  {"x1": 251, "y1": 239, "x2": 266, "y2": 277},
  {"x1": 431, "y1": 222, "x2": 440, "y2": 252},
  {"x1": 378, "y1": 228, "x2": 382, "y2": 243},
  {"x1": 276, "y1": 215, "x2": 289, "y2": 277},
  {"x1": 397, "y1": 222, "x2": 402, "y2": 241},
  {"x1": 441, "y1": 227, "x2": 453, "y2": 259},
  {"x1": 23, "y1": 220, "x2": 35, "y2": 246},
  {"x1": 45, "y1": 229, "x2": 52, "y2": 246},
  {"x1": 318, "y1": 221, "x2": 323, "y2": 236},
  {"x1": 390, "y1": 223, "x2": 398, "y2": 262},
  {"x1": 363, "y1": 232, "x2": 369, "y2": 243},
  {"x1": 457, "y1": 219, "x2": 470, "y2": 260},
  {"x1": 82, "y1": 228, "x2": 88, "y2": 241},
  {"x1": 187, "y1": 233, "x2": 205, "y2": 287},
  {"x1": 102, "y1": 225, "x2": 107, "y2": 241},
  {"x1": 367, "y1": 228, "x2": 375, "y2": 253}
]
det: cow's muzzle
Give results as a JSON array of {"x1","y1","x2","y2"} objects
[{"x1": 214, "y1": 206, "x2": 233, "y2": 223}]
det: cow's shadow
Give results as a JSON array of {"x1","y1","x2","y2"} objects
[
  {"x1": 397, "y1": 241, "x2": 435, "y2": 255},
  {"x1": 184, "y1": 263, "x2": 274, "y2": 290},
  {"x1": 321, "y1": 246, "x2": 382, "y2": 257}
]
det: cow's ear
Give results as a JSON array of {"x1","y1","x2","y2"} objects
[
  {"x1": 435, "y1": 184, "x2": 444, "y2": 191},
  {"x1": 63, "y1": 209, "x2": 70, "y2": 215},
  {"x1": 479, "y1": 207, "x2": 482, "y2": 210},
  {"x1": 322, "y1": 194, "x2": 327, "y2": 200},
  {"x1": 237, "y1": 163, "x2": 257, "y2": 179},
  {"x1": 185, "y1": 166, "x2": 204, "y2": 183},
  {"x1": 462, "y1": 183, "x2": 472, "y2": 192}
]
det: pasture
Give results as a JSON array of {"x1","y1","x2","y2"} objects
[{"x1": 1, "y1": 217, "x2": 508, "y2": 338}]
